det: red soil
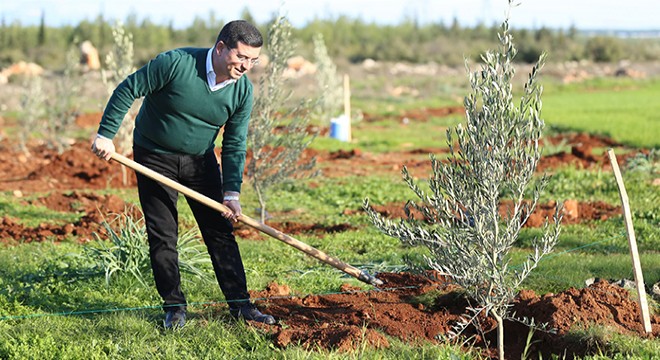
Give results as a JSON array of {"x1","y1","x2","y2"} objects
[
  {"x1": 222, "y1": 272, "x2": 659, "y2": 359},
  {"x1": 0, "y1": 125, "x2": 656, "y2": 358}
]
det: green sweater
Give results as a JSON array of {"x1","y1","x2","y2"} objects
[{"x1": 98, "y1": 47, "x2": 253, "y2": 193}]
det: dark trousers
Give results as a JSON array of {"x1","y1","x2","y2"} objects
[{"x1": 133, "y1": 146, "x2": 250, "y2": 312}]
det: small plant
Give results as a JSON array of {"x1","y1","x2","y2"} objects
[
  {"x1": 17, "y1": 76, "x2": 46, "y2": 155},
  {"x1": 86, "y1": 210, "x2": 150, "y2": 287},
  {"x1": 364, "y1": 3, "x2": 561, "y2": 359},
  {"x1": 312, "y1": 33, "x2": 343, "y2": 123},
  {"x1": 41, "y1": 45, "x2": 82, "y2": 154},
  {"x1": 101, "y1": 22, "x2": 139, "y2": 184},
  {"x1": 247, "y1": 15, "x2": 320, "y2": 223},
  {"x1": 520, "y1": 325, "x2": 538, "y2": 360},
  {"x1": 86, "y1": 209, "x2": 212, "y2": 287},
  {"x1": 541, "y1": 136, "x2": 570, "y2": 156},
  {"x1": 625, "y1": 149, "x2": 659, "y2": 175},
  {"x1": 17, "y1": 45, "x2": 81, "y2": 155}
]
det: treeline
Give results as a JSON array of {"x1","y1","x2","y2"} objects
[{"x1": 2, "y1": 9, "x2": 659, "y2": 70}]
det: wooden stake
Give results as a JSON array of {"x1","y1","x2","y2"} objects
[
  {"x1": 607, "y1": 148, "x2": 652, "y2": 333},
  {"x1": 343, "y1": 73, "x2": 352, "y2": 141}
]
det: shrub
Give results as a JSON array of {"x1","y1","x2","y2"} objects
[
  {"x1": 86, "y1": 210, "x2": 212, "y2": 287},
  {"x1": 101, "y1": 22, "x2": 139, "y2": 185},
  {"x1": 312, "y1": 33, "x2": 342, "y2": 124},
  {"x1": 43, "y1": 46, "x2": 82, "y2": 154},
  {"x1": 585, "y1": 36, "x2": 623, "y2": 62},
  {"x1": 364, "y1": 3, "x2": 562, "y2": 359},
  {"x1": 17, "y1": 76, "x2": 46, "y2": 154},
  {"x1": 247, "y1": 15, "x2": 320, "y2": 223}
]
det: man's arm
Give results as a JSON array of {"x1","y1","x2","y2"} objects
[
  {"x1": 220, "y1": 83, "x2": 254, "y2": 221},
  {"x1": 92, "y1": 50, "x2": 179, "y2": 160},
  {"x1": 220, "y1": 87, "x2": 253, "y2": 193}
]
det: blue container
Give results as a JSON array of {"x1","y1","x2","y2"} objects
[{"x1": 329, "y1": 115, "x2": 350, "y2": 142}]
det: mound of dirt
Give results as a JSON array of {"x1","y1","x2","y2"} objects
[
  {"x1": 220, "y1": 272, "x2": 660, "y2": 359},
  {"x1": 0, "y1": 130, "x2": 657, "y2": 358},
  {"x1": 28, "y1": 190, "x2": 129, "y2": 213},
  {"x1": 0, "y1": 191, "x2": 140, "y2": 244},
  {"x1": 0, "y1": 142, "x2": 137, "y2": 192},
  {"x1": 350, "y1": 199, "x2": 622, "y2": 228},
  {"x1": 0, "y1": 133, "x2": 642, "y2": 194}
]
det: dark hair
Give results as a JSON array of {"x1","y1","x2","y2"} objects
[{"x1": 215, "y1": 20, "x2": 263, "y2": 48}]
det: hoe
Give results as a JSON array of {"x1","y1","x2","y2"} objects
[{"x1": 110, "y1": 153, "x2": 383, "y2": 286}]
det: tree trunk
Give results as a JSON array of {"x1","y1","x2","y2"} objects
[
  {"x1": 121, "y1": 164, "x2": 128, "y2": 186},
  {"x1": 255, "y1": 185, "x2": 266, "y2": 223},
  {"x1": 260, "y1": 205, "x2": 266, "y2": 224},
  {"x1": 492, "y1": 311, "x2": 504, "y2": 360}
]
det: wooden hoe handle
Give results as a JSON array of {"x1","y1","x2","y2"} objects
[{"x1": 110, "y1": 153, "x2": 383, "y2": 286}]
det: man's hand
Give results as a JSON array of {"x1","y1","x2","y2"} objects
[
  {"x1": 222, "y1": 191, "x2": 242, "y2": 222},
  {"x1": 91, "y1": 133, "x2": 115, "y2": 161}
]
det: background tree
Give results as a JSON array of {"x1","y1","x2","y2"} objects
[
  {"x1": 585, "y1": 36, "x2": 624, "y2": 62},
  {"x1": 17, "y1": 77, "x2": 46, "y2": 155},
  {"x1": 3, "y1": 14, "x2": 660, "y2": 69},
  {"x1": 312, "y1": 33, "x2": 342, "y2": 124},
  {"x1": 247, "y1": 15, "x2": 320, "y2": 223},
  {"x1": 37, "y1": 11, "x2": 46, "y2": 46},
  {"x1": 364, "y1": 3, "x2": 562, "y2": 359},
  {"x1": 42, "y1": 46, "x2": 82, "y2": 154},
  {"x1": 101, "y1": 22, "x2": 138, "y2": 185},
  {"x1": 0, "y1": 16, "x2": 6, "y2": 49}
]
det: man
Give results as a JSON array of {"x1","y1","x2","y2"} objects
[{"x1": 91, "y1": 20, "x2": 275, "y2": 329}]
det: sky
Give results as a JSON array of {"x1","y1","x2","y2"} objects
[{"x1": 2, "y1": 0, "x2": 659, "y2": 31}]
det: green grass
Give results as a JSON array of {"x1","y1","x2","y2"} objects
[
  {"x1": 1, "y1": 75, "x2": 659, "y2": 359},
  {"x1": 543, "y1": 78, "x2": 660, "y2": 148},
  {"x1": 0, "y1": 194, "x2": 80, "y2": 227},
  {"x1": 514, "y1": 249, "x2": 660, "y2": 295},
  {"x1": 316, "y1": 78, "x2": 660, "y2": 154},
  {"x1": 1, "y1": 164, "x2": 657, "y2": 358},
  {"x1": 566, "y1": 325, "x2": 660, "y2": 359},
  {"x1": 0, "y1": 313, "x2": 475, "y2": 359},
  {"x1": 311, "y1": 112, "x2": 463, "y2": 153},
  {"x1": 0, "y1": 241, "x2": 471, "y2": 359}
]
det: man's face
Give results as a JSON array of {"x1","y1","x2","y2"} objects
[{"x1": 215, "y1": 41, "x2": 261, "y2": 80}]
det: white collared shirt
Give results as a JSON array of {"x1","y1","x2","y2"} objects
[{"x1": 206, "y1": 48, "x2": 236, "y2": 91}]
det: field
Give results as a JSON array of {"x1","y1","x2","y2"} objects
[{"x1": 0, "y1": 58, "x2": 659, "y2": 359}]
